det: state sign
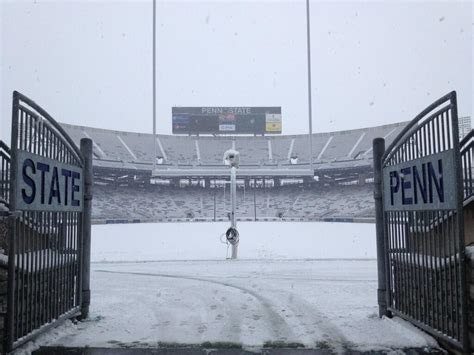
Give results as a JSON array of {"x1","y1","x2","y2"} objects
[{"x1": 14, "y1": 150, "x2": 84, "y2": 212}]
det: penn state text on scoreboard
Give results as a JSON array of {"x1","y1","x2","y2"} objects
[
  {"x1": 383, "y1": 149, "x2": 457, "y2": 211},
  {"x1": 14, "y1": 150, "x2": 83, "y2": 212},
  {"x1": 172, "y1": 107, "x2": 282, "y2": 134}
]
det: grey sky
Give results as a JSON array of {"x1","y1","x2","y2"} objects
[{"x1": 1, "y1": 0, "x2": 472, "y2": 143}]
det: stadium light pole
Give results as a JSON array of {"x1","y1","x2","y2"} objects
[
  {"x1": 306, "y1": 0, "x2": 314, "y2": 174},
  {"x1": 152, "y1": 0, "x2": 157, "y2": 171}
]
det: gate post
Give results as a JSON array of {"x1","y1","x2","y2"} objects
[
  {"x1": 373, "y1": 138, "x2": 388, "y2": 318},
  {"x1": 80, "y1": 138, "x2": 93, "y2": 319}
]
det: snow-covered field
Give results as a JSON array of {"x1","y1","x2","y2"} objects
[
  {"x1": 91, "y1": 222, "x2": 377, "y2": 261},
  {"x1": 15, "y1": 222, "x2": 439, "y2": 354}
]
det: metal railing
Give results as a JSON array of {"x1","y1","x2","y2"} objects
[
  {"x1": 0, "y1": 140, "x2": 10, "y2": 208},
  {"x1": 6, "y1": 91, "x2": 85, "y2": 351},
  {"x1": 460, "y1": 129, "x2": 473, "y2": 201},
  {"x1": 381, "y1": 92, "x2": 468, "y2": 351}
]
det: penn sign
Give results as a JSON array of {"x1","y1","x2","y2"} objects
[
  {"x1": 383, "y1": 149, "x2": 457, "y2": 211},
  {"x1": 14, "y1": 150, "x2": 84, "y2": 212}
]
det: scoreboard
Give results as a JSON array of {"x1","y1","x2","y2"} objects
[{"x1": 172, "y1": 107, "x2": 282, "y2": 135}]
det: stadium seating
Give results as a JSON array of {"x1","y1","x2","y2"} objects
[
  {"x1": 58, "y1": 121, "x2": 407, "y2": 223},
  {"x1": 60, "y1": 121, "x2": 408, "y2": 168},
  {"x1": 92, "y1": 183, "x2": 374, "y2": 222}
]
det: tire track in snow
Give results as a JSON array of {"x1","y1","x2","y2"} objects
[
  {"x1": 95, "y1": 270, "x2": 295, "y2": 342},
  {"x1": 248, "y1": 285, "x2": 350, "y2": 352}
]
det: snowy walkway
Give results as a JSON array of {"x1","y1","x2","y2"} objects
[
  {"x1": 15, "y1": 223, "x2": 439, "y2": 354},
  {"x1": 32, "y1": 259, "x2": 436, "y2": 353}
]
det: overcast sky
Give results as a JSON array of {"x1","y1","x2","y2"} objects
[{"x1": 0, "y1": 0, "x2": 472, "y2": 143}]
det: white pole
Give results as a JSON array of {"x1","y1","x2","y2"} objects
[
  {"x1": 152, "y1": 0, "x2": 157, "y2": 171},
  {"x1": 230, "y1": 166, "x2": 238, "y2": 259},
  {"x1": 306, "y1": 0, "x2": 314, "y2": 174}
]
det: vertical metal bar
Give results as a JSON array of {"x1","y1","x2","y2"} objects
[
  {"x1": 32, "y1": 119, "x2": 39, "y2": 330},
  {"x1": 66, "y1": 213, "x2": 71, "y2": 311},
  {"x1": 6, "y1": 92, "x2": 20, "y2": 350},
  {"x1": 6, "y1": 215, "x2": 16, "y2": 351},
  {"x1": 34, "y1": 210, "x2": 39, "y2": 331},
  {"x1": 421, "y1": 212, "x2": 428, "y2": 326},
  {"x1": 414, "y1": 212, "x2": 421, "y2": 321},
  {"x1": 440, "y1": 209, "x2": 447, "y2": 336},
  {"x1": 433, "y1": 115, "x2": 440, "y2": 330},
  {"x1": 408, "y1": 137, "x2": 417, "y2": 321},
  {"x1": 80, "y1": 138, "x2": 93, "y2": 319},
  {"x1": 397, "y1": 211, "x2": 410, "y2": 314},
  {"x1": 29, "y1": 211, "x2": 37, "y2": 332},
  {"x1": 400, "y1": 211, "x2": 407, "y2": 314},
  {"x1": 72, "y1": 213, "x2": 77, "y2": 307},
  {"x1": 62, "y1": 212, "x2": 67, "y2": 315},
  {"x1": 433, "y1": 210, "x2": 438, "y2": 332},
  {"x1": 28, "y1": 114, "x2": 33, "y2": 153},
  {"x1": 54, "y1": 212, "x2": 59, "y2": 320},
  {"x1": 428, "y1": 210, "x2": 435, "y2": 329},
  {"x1": 59, "y1": 214, "x2": 64, "y2": 316},
  {"x1": 399, "y1": 212, "x2": 405, "y2": 313},
  {"x1": 40, "y1": 211, "x2": 45, "y2": 326},
  {"x1": 469, "y1": 147, "x2": 473, "y2": 197},
  {"x1": 71, "y1": 212, "x2": 76, "y2": 308},
  {"x1": 75, "y1": 212, "x2": 80, "y2": 307},
  {"x1": 392, "y1": 212, "x2": 399, "y2": 310},
  {"x1": 66, "y1": 212, "x2": 71, "y2": 310},
  {"x1": 305, "y1": 0, "x2": 313, "y2": 173},
  {"x1": 450, "y1": 94, "x2": 468, "y2": 350},
  {"x1": 65, "y1": 213, "x2": 70, "y2": 313},
  {"x1": 18, "y1": 110, "x2": 23, "y2": 151},
  {"x1": 418, "y1": 127, "x2": 426, "y2": 326},
  {"x1": 71, "y1": 212, "x2": 75, "y2": 308},
  {"x1": 25, "y1": 211, "x2": 29, "y2": 335},
  {"x1": 431, "y1": 115, "x2": 440, "y2": 330},
  {"x1": 387, "y1": 213, "x2": 393, "y2": 308},
  {"x1": 18, "y1": 220, "x2": 22, "y2": 339},
  {"x1": 65, "y1": 212, "x2": 70, "y2": 310},
  {"x1": 373, "y1": 138, "x2": 388, "y2": 317},
  {"x1": 48, "y1": 211, "x2": 53, "y2": 323},
  {"x1": 447, "y1": 209, "x2": 454, "y2": 337},
  {"x1": 152, "y1": 0, "x2": 157, "y2": 171},
  {"x1": 453, "y1": 212, "x2": 460, "y2": 340},
  {"x1": 402, "y1": 141, "x2": 412, "y2": 318}
]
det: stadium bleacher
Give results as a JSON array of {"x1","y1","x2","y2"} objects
[
  {"x1": 58, "y1": 121, "x2": 408, "y2": 223},
  {"x1": 91, "y1": 184, "x2": 374, "y2": 223},
  {"x1": 60, "y1": 121, "x2": 408, "y2": 170}
]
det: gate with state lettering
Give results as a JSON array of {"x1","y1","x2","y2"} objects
[
  {"x1": 378, "y1": 91, "x2": 468, "y2": 351},
  {"x1": 4, "y1": 91, "x2": 92, "y2": 352}
]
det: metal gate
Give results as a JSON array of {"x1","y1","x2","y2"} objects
[
  {"x1": 379, "y1": 92, "x2": 468, "y2": 350},
  {"x1": 0, "y1": 141, "x2": 10, "y2": 208},
  {"x1": 5, "y1": 91, "x2": 92, "y2": 351},
  {"x1": 461, "y1": 129, "x2": 473, "y2": 201}
]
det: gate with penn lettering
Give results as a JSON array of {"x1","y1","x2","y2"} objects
[
  {"x1": 5, "y1": 91, "x2": 92, "y2": 351},
  {"x1": 380, "y1": 92, "x2": 468, "y2": 350}
]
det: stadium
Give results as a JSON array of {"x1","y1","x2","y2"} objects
[
  {"x1": 1, "y1": 0, "x2": 473, "y2": 353},
  {"x1": 60, "y1": 119, "x2": 411, "y2": 224}
]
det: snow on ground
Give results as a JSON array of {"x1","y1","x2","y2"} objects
[
  {"x1": 15, "y1": 222, "x2": 439, "y2": 353},
  {"x1": 91, "y1": 222, "x2": 376, "y2": 261}
]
